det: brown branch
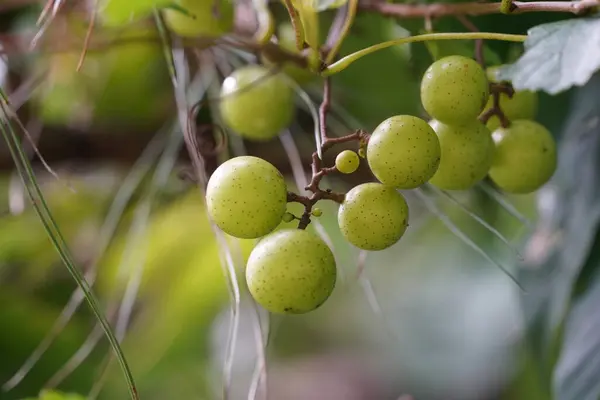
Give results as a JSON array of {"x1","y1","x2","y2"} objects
[
  {"x1": 479, "y1": 83, "x2": 514, "y2": 127},
  {"x1": 319, "y1": 78, "x2": 332, "y2": 146},
  {"x1": 359, "y1": 0, "x2": 600, "y2": 18},
  {"x1": 456, "y1": 15, "x2": 484, "y2": 66}
]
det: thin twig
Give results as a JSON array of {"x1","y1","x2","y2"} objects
[
  {"x1": 76, "y1": 0, "x2": 98, "y2": 72},
  {"x1": 360, "y1": 0, "x2": 600, "y2": 18},
  {"x1": 456, "y1": 15, "x2": 484, "y2": 66}
]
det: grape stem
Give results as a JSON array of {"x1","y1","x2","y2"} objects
[
  {"x1": 479, "y1": 82, "x2": 514, "y2": 128},
  {"x1": 287, "y1": 79, "x2": 371, "y2": 229},
  {"x1": 321, "y1": 32, "x2": 527, "y2": 76}
]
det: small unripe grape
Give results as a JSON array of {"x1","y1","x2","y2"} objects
[
  {"x1": 219, "y1": 65, "x2": 295, "y2": 141},
  {"x1": 163, "y1": 0, "x2": 234, "y2": 38},
  {"x1": 246, "y1": 229, "x2": 337, "y2": 314},
  {"x1": 358, "y1": 147, "x2": 366, "y2": 159},
  {"x1": 428, "y1": 120, "x2": 494, "y2": 190},
  {"x1": 338, "y1": 183, "x2": 409, "y2": 251},
  {"x1": 421, "y1": 55, "x2": 489, "y2": 125},
  {"x1": 282, "y1": 212, "x2": 295, "y2": 223},
  {"x1": 367, "y1": 115, "x2": 441, "y2": 189},
  {"x1": 489, "y1": 120, "x2": 557, "y2": 194},
  {"x1": 335, "y1": 150, "x2": 360, "y2": 174},
  {"x1": 482, "y1": 90, "x2": 538, "y2": 131},
  {"x1": 206, "y1": 156, "x2": 287, "y2": 238},
  {"x1": 311, "y1": 208, "x2": 323, "y2": 217}
]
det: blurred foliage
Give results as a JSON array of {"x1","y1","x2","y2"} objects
[{"x1": 0, "y1": 1, "x2": 599, "y2": 400}]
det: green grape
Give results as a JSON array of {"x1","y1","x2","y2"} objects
[
  {"x1": 420, "y1": 55, "x2": 489, "y2": 125},
  {"x1": 338, "y1": 183, "x2": 409, "y2": 251},
  {"x1": 163, "y1": 0, "x2": 234, "y2": 38},
  {"x1": 99, "y1": 0, "x2": 172, "y2": 27},
  {"x1": 367, "y1": 115, "x2": 441, "y2": 189},
  {"x1": 282, "y1": 212, "x2": 295, "y2": 223},
  {"x1": 262, "y1": 23, "x2": 317, "y2": 85},
  {"x1": 246, "y1": 229, "x2": 337, "y2": 314},
  {"x1": 482, "y1": 90, "x2": 539, "y2": 131},
  {"x1": 489, "y1": 120, "x2": 557, "y2": 194},
  {"x1": 428, "y1": 120, "x2": 494, "y2": 190},
  {"x1": 311, "y1": 208, "x2": 323, "y2": 217},
  {"x1": 358, "y1": 147, "x2": 366, "y2": 159},
  {"x1": 219, "y1": 65, "x2": 295, "y2": 141},
  {"x1": 335, "y1": 150, "x2": 360, "y2": 174},
  {"x1": 206, "y1": 156, "x2": 287, "y2": 238}
]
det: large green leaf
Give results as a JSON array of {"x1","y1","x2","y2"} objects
[
  {"x1": 518, "y1": 72, "x2": 600, "y2": 385},
  {"x1": 498, "y1": 16, "x2": 600, "y2": 94},
  {"x1": 553, "y1": 244, "x2": 600, "y2": 400}
]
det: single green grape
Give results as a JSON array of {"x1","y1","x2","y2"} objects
[
  {"x1": 206, "y1": 156, "x2": 287, "y2": 238},
  {"x1": 367, "y1": 115, "x2": 441, "y2": 189},
  {"x1": 262, "y1": 23, "x2": 317, "y2": 85},
  {"x1": 420, "y1": 55, "x2": 489, "y2": 125},
  {"x1": 335, "y1": 150, "x2": 360, "y2": 174},
  {"x1": 482, "y1": 90, "x2": 539, "y2": 131},
  {"x1": 246, "y1": 229, "x2": 337, "y2": 314},
  {"x1": 163, "y1": 0, "x2": 234, "y2": 38},
  {"x1": 219, "y1": 65, "x2": 295, "y2": 141},
  {"x1": 338, "y1": 183, "x2": 409, "y2": 251},
  {"x1": 282, "y1": 212, "x2": 295, "y2": 223},
  {"x1": 358, "y1": 147, "x2": 366, "y2": 159},
  {"x1": 311, "y1": 208, "x2": 323, "y2": 217},
  {"x1": 428, "y1": 119, "x2": 495, "y2": 190},
  {"x1": 489, "y1": 120, "x2": 557, "y2": 194}
]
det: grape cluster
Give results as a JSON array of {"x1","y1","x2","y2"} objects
[{"x1": 205, "y1": 54, "x2": 557, "y2": 316}]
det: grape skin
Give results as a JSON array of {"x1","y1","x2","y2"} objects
[
  {"x1": 489, "y1": 120, "x2": 557, "y2": 194},
  {"x1": 206, "y1": 156, "x2": 287, "y2": 239},
  {"x1": 163, "y1": 0, "x2": 234, "y2": 38},
  {"x1": 420, "y1": 55, "x2": 489, "y2": 125},
  {"x1": 219, "y1": 65, "x2": 295, "y2": 141},
  {"x1": 335, "y1": 150, "x2": 360, "y2": 174},
  {"x1": 246, "y1": 229, "x2": 337, "y2": 314},
  {"x1": 338, "y1": 183, "x2": 409, "y2": 251},
  {"x1": 428, "y1": 120, "x2": 494, "y2": 190},
  {"x1": 367, "y1": 115, "x2": 441, "y2": 189}
]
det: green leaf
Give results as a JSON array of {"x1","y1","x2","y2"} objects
[
  {"x1": 312, "y1": 0, "x2": 347, "y2": 11},
  {"x1": 497, "y1": 16, "x2": 600, "y2": 94},
  {"x1": 517, "y1": 72, "x2": 600, "y2": 387},
  {"x1": 553, "y1": 249, "x2": 600, "y2": 400}
]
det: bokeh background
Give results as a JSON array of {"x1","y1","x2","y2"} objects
[{"x1": 0, "y1": 1, "x2": 598, "y2": 400}]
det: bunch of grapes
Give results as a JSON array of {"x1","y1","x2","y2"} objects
[{"x1": 205, "y1": 53, "x2": 557, "y2": 316}]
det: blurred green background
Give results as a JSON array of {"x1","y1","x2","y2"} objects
[{"x1": 0, "y1": 1, "x2": 598, "y2": 400}]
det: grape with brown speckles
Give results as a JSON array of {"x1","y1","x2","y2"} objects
[
  {"x1": 338, "y1": 183, "x2": 409, "y2": 251},
  {"x1": 163, "y1": 0, "x2": 234, "y2": 38},
  {"x1": 335, "y1": 150, "x2": 360, "y2": 174},
  {"x1": 206, "y1": 156, "x2": 287, "y2": 239},
  {"x1": 421, "y1": 55, "x2": 489, "y2": 125},
  {"x1": 367, "y1": 115, "x2": 441, "y2": 189},
  {"x1": 246, "y1": 229, "x2": 337, "y2": 314},
  {"x1": 428, "y1": 120, "x2": 494, "y2": 190},
  {"x1": 219, "y1": 65, "x2": 294, "y2": 141},
  {"x1": 489, "y1": 120, "x2": 557, "y2": 194}
]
